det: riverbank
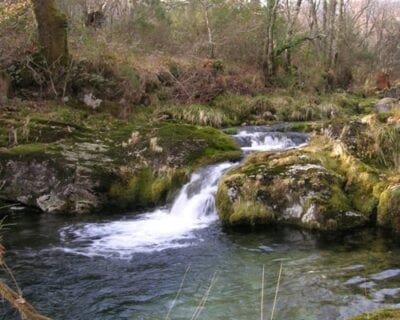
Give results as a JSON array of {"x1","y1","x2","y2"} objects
[
  {"x1": 0, "y1": 91, "x2": 378, "y2": 216},
  {"x1": 2, "y1": 91, "x2": 400, "y2": 319}
]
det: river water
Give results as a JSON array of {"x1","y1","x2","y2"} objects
[{"x1": 2, "y1": 127, "x2": 400, "y2": 320}]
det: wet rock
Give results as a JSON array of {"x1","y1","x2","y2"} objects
[
  {"x1": 0, "y1": 159, "x2": 102, "y2": 214},
  {"x1": 216, "y1": 149, "x2": 369, "y2": 231}
]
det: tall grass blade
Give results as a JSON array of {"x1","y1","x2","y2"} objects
[
  {"x1": 165, "y1": 263, "x2": 191, "y2": 320},
  {"x1": 261, "y1": 264, "x2": 265, "y2": 320},
  {"x1": 190, "y1": 271, "x2": 218, "y2": 320},
  {"x1": 270, "y1": 263, "x2": 283, "y2": 320}
]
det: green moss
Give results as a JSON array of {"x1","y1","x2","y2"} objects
[
  {"x1": 376, "y1": 112, "x2": 393, "y2": 123},
  {"x1": 229, "y1": 201, "x2": 274, "y2": 226},
  {"x1": 283, "y1": 122, "x2": 323, "y2": 133},
  {"x1": 109, "y1": 167, "x2": 187, "y2": 209},
  {"x1": 216, "y1": 179, "x2": 234, "y2": 224},
  {"x1": 327, "y1": 184, "x2": 352, "y2": 212},
  {"x1": 222, "y1": 127, "x2": 238, "y2": 135},
  {"x1": 156, "y1": 123, "x2": 241, "y2": 168},
  {"x1": 2, "y1": 143, "x2": 62, "y2": 156},
  {"x1": 347, "y1": 309, "x2": 400, "y2": 320},
  {"x1": 377, "y1": 186, "x2": 400, "y2": 230}
]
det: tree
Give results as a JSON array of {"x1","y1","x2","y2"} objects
[
  {"x1": 31, "y1": 0, "x2": 69, "y2": 66},
  {"x1": 262, "y1": 0, "x2": 280, "y2": 85}
]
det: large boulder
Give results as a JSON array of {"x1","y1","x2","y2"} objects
[
  {"x1": 0, "y1": 145, "x2": 111, "y2": 214},
  {"x1": 216, "y1": 149, "x2": 368, "y2": 231}
]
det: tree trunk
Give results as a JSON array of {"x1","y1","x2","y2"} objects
[
  {"x1": 31, "y1": 0, "x2": 69, "y2": 66},
  {"x1": 322, "y1": 0, "x2": 328, "y2": 57},
  {"x1": 263, "y1": 0, "x2": 280, "y2": 84},
  {"x1": 204, "y1": 4, "x2": 215, "y2": 59},
  {"x1": 200, "y1": 0, "x2": 215, "y2": 59},
  {"x1": 308, "y1": 0, "x2": 321, "y2": 59},
  {"x1": 328, "y1": 0, "x2": 337, "y2": 69},
  {"x1": 284, "y1": 0, "x2": 303, "y2": 72}
]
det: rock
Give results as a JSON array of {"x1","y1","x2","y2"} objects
[
  {"x1": 217, "y1": 150, "x2": 369, "y2": 231},
  {"x1": 0, "y1": 70, "x2": 10, "y2": 104},
  {"x1": 262, "y1": 111, "x2": 277, "y2": 121},
  {"x1": 82, "y1": 92, "x2": 102, "y2": 109},
  {"x1": 375, "y1": 97, "x2": 399, "y2": 113},
  {"x1": 0, "y1": 159, "x2": 101, "y2": 214},
  {"x1": 37, "y1": 193, "x2": 67, "y2": 213},
  {"x1": 0, "y1": 117, "x2": 241, "y2": 215}
]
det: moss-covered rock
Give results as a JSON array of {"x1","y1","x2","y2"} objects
[
  {"x1": 216, "y1": 146, "x2": 369, "y2": 231},
  {"x1": 377, "y1": 184, "x2": 400, "y2": 232},
  {"x1": 0, "y1": 104, "x2": 241, "y2": 214},
  {"x1": 347, "y1": 309, "x2": 400, "y2": 320}
]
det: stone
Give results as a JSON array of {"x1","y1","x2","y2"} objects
[
  {"x1": 82, "y1": 92, "x2": 102, "y2": 109},
  {"x1": 216, "y1": 146, "x2": 369, "y2": 231},
  {"x1": 375, "y1": 97, "x2": 399, "y2": 113}
]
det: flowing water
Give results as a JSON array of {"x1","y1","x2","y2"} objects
[{"x1": 2, "y1": 127, "x2": 400, "y2": 320}]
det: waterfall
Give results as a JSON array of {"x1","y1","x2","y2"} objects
[{"x1": 59, "y1": 128, "x2": 308, "y2": 257}]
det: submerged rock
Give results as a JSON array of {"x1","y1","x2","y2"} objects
[{"x1": 217, "y1": 149, "x2": 369, "y2": 231}]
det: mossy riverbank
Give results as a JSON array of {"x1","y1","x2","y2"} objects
[{"x1": 0, "y1": 101, "x2": 241, "y2": 214}]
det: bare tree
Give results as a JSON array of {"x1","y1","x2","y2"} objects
[
  {"x1": 284, "y1": 0, "x2": 303, "y2": 72},
  {"x1": 263, "y1": 0, "x2": 280, "y2": 84}
]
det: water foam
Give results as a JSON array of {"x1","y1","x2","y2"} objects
[
  {"x1": 58, "y1": 128, "x2": 308, "y2": 257},
  {"x1": 235, "y1": 130, "x2": 308, "y2": 152},
  {"x1": 59, "y1": 162, "x2": 233, "y2": 257}
]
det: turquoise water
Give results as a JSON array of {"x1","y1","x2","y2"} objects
[
  {"x1": 2, "y1": 128, "x2": 400, "y2": 319},
  {"x1": 2, "y1": 213, "x2": 400, "y2": 320}
]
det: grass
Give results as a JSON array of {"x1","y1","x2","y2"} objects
[
  {"x1": 261, "y1": 265, "x2": 265, "y2": 320},
  {"x1": 162, "y1": 104, "x2": 231, "y2": 128},
  {"x1": 270, "y1": 263, "x2": 283, "y2": 320},
  {"x1": 165, "y1": 264, "x2": 191, "y2": 320},
  {"x1": 190, "y1": 271, "x2": 219, "y2": 320},
  {"x1": 368, "y1": 117, "x2": 400, "y2": 170}
]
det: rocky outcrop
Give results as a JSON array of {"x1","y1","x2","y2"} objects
[
  {"x1": 0, "y1": 144, "x2": 113, "y2": 214},
  {"x1": 217, "y1": 148, "x2": 369, "y2": 231},
  {"x1": 217, "y1": 113, "x2": 400, "y2": 232},
  {"x1": 0, "y1": 113, "x2": 241, "y2": 214}
]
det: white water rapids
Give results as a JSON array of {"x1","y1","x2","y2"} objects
[{"x1": 59, "y1": 128, "x2": 308, "y2": 257}]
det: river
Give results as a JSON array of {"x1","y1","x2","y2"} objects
[{"x1": 2, "y1": 127, "x2": 400, "y2": 320}]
